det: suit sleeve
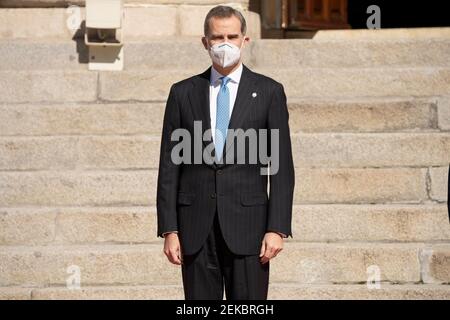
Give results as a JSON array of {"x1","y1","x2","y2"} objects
[
  {"x1": 266, "y1": 82, "x2": 295, "y2": 238},
  {"x1": 156, "y1": 84, "x2": 181, "y2": 238}
]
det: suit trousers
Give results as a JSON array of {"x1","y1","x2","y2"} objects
[{"x1": 181, "y1": 210, "x2": 270, "y2": 300}]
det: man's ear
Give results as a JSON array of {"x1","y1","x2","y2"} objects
[
  {"x1": 201, "y1": 36, "x2": 208, "y2": 50},
  {"x1": 240, "y1": 35, "x2": 250, "y2": 49}
]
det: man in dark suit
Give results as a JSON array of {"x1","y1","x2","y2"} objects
[{"x1": 156, "y1": 5, "x2": 295, "y2": 300}]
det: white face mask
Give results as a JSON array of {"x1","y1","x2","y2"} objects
[{"x1": 208, "y1": 41, "x2": 244, "y2": 68}]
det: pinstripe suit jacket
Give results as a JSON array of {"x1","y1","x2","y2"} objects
[{"x1": 157, "y1": 64, "x2": 295, "y2": 255}]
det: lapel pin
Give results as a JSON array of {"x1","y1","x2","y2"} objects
[{"x1": 252, "y1": 92, "x2": 257, "y2": 98}]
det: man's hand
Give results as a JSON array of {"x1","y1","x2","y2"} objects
[
  {"x1": 259, "y1": 232, "x2": 284, "y2": 264},
  {"x1": 163, "y1": 233, "x2": 182, "y2": 265}
]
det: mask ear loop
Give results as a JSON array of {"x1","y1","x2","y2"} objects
[{"x1": 239, "y1": 36, "x2": 247, "y2": 50}]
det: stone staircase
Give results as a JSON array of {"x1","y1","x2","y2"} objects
[{"x1": 0, "y1": 2, "x2": 449, "y2": 300}]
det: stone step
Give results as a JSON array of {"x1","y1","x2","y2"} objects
[
  {"x1": 1, "y1": 68, "x2": 450, "y2": 103},
  {"x1": 310, "y1": 27, "x2": 450, "y2": 41},
  {"x1": 291, "y1": 132, "x2": 450, "y2": 168},
  {"x1": 1, "y1": 283, "x2": 450, "y2": 300},
  {"x1": 1, "y1": 98, "x2": 446, "y2": 136},
  {"x1": 0, "y1": 166, "x2": 447, "y2": 206},
  {"x1": 1, "y1": 243, "x2": 448, "y2": 286},
  {"x1": 0, "y1": 0, "x2": 250, "y2": 8},
  {"x1": 0, "y1": 70, "x2": 98, "y2": 104},
  {"x1": 1, "y1": 205, "x2": 449, "y2": 246},
  {"x1": 0, "y1": 6, "x2": 260, "y2": 40},
  {"x1": 0, "y1": 0, "x2": 84, "y2": 7},
  {"x1": 271, "y1": 283, "x2": 450, "y2": 300},
  {"x1": 1, "y1": 133, "x2": 449, "y2": 170},
  {"x1": 2, "y1": 38, "x2": 450, "y2": 70},
  {"x1": 289, "y1": 98, "x2": 450, "y2": 133},
  {"x1": 252, "y1": 39, "x2": 450, "y2": 68}
]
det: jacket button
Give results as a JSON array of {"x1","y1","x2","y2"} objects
[
  {"x1": 217, "y1": 169, "x2": 223, "y2": 175},
  {"x1": 210, "y1": 193, "x2": 216, "y2": 199}
]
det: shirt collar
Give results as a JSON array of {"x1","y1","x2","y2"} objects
[{"x1": 210, "y1": 63, "x2": 243, "y2": 86}]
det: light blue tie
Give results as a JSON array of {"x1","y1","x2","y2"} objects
[{"x1": 215, "y1": 76, "x2": 231, "y2": 161}]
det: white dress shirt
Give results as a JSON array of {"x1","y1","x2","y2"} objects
[{"x1": 209, "y1": 63, "x2": 243, "y2": 143}]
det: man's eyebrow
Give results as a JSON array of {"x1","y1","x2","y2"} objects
[{"x1": 210, "y1": 33, "x2": 240, "y2": 38}]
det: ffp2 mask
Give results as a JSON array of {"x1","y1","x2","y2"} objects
[{"x1": 208, "y1": 41, "x2": 244, "y2": 68}]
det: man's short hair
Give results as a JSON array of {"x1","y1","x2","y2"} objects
[{"x1": 204, "y1": 5, "x2": 247, "y2": 37}]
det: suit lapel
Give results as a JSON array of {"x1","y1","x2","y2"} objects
[{"x1": 188, "y1": 67, "x2": 212, "y2": 151}]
